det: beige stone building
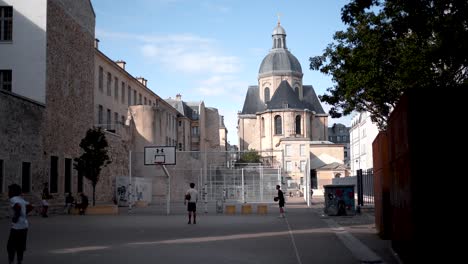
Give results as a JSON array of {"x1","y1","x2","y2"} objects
[{"x1": 238, "y1": 22, "x2": 344, "y2": 189}]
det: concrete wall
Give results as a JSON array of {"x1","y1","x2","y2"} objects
[
  {"x1": 205, "y1": 108, "x2": 221, "y2": 151},
  {"x1": 0, "y1": 0, "x2": 47, "y2": 103}
]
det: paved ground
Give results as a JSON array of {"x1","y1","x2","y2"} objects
[{"x1": 1, "y1": 197, "x2": 400, "y2": 264}]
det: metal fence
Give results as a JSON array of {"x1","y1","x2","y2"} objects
[{"x1": 357, "y1": 168, "x2": 374, "y2": 206}]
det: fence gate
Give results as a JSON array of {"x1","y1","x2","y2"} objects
[{"x1": 204, "y1": 165, "x2": 282, "y2": 203}]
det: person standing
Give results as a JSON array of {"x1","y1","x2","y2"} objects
[
  {"x1": 77, "y1": 193, "x2": 89, "y2": 215},
  {"x1": 184, "y1": 183, "x2": 199, "y2": 224},
  {"x1": 64, "y1": 192, "x2": 75, "y2": 214},
  {"x1": 275, "y1": 185, "x2": 285, "y2": 218},
  {"x1": 41, "y1": 182, "x2": 52, "y2": 218},
  {"x1": 7, "y1": 184, "x2": 34, "y2": 264}
]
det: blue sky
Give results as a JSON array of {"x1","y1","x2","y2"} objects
[{"x1": 91, "y1": 0, "x2": 352, "y2": 145}]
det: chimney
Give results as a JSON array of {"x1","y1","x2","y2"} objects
[
  {"x1": 94, "y1": 38, "x2": 100, "y2": 49},
  {"x1": 115, "y1": 60, "x2": 126, "y2": 70},
  {"x1": 176, "y1": 94, "x2": 182, "y2": 101},
  {"x1": 136, "y1": 77, "x2": 147, "y2": 87}
]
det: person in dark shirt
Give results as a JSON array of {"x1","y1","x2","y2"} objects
[
  {"x1": 77, "y1": 193, "x2": 89, "y2": 215},
  {"x1": 64, "y1": 193, "x2": 75, "y2": 214},
  {"x1": 275, "y1": 185, "x2": 285, "y2": 218}
]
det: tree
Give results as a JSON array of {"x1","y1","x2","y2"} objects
[
  {"x1": 310, "y1": 0, "x2": 468, "y2": 129},
  {"x1": 74, "y1": 127, "x2": 111, "y2": 206},
  {"x1": 238, "y1": 150, "x2": 262, "y2": 164}
]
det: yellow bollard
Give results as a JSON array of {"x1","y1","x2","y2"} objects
[
  {"x1": 257, "y1": 204, "x2": 268, "y2": 215},
  {"x1": 241, "y1": 204, "x2": 252, "y2": 214},
  {"x1": 225, "y1": 205, "x2": 236, "y2": 215}
]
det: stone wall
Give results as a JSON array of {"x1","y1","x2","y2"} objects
[
  {"x1": 41, "y1": 0, "x2": 95, "y2": 195},
  {"x1": 0, "y1": 92, "x2": 44, "y2": 194}
]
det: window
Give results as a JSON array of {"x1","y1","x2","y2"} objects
[
  {"x1": 285, "y1": 145, "x2": 291, "y2": 156},
  {"x1": 179, "y1": 143, "x2": 182, "y2": 151},
  {"x1": 50, "y1": 156, "x2": 58, "y2": 193},
  {"x1": 286, "y1": 161, "x2": 292, "y2": 172},
  {"x1": 21, "y1": 162, "x2": 31, "y2": 193},
  {"x1": 344, "y1": 151, "x2": 348, "y2": 158},
  {"x1": 114, "y1": 77, "x2": 119, "y2": 100},
  {"x1": 121, "y1": 115, "x2": 125, "y2": 125},
  {"x1": 0, "y1": 69, "x2": 12, "y2": 91},
  {"x1": 300, "y1": 161, "x2": 306, "y2": 172},
  {"x1": 179, "y1": 121, "x2": 182, "y2": 127},
  {"x1": 149, "y1": 100, "x2": 152, "y2": 106},
  {"x1": 274, "y1": 115, "x2": 282, "y2": 135},
  {"x1": 0, "y1": 6, "x2": 13, "y2": 41},
  {"x1": 133, "y1": 90, "x2": 137, "y2": 105},
  {"x1": 114, "y1": 112, "x2": 119, "y2": 125},
  {"x1": 192, "y1": 126, "x2": 199, "y2": 136},
  {"x1": 261, "y1": 117, "x2": 265, "y2": 136},
  {"x1": 264, "y1": 87, "x2": 270, "y2": 102},
  {"x1": 98, "y1": 105, "x2": 103, "y2": 124},
  {"x1": 128, "y1": 86, "x2": 132, "y2": 105},
  {"x1": 144, "y1": 97, "x2": 147, "y2": 105},
  {"x1": 98, "y1": 67, "x2": 103, "y2": 91},
  {"x1": 0, "y1": 159, "x2": 3, "y2": 192},
  {"x1": 106, "y1": 72, "x2": 112, "y2": 96},
  {"x1": 64, "y1": 158, "x2": 72, "y2": 194},
  {"x1": 362, "y1": 144, "x2": 366, "y2": 154},
  {"x1": 121, "y1": 82, "x2": 125, "y2": 103},
  {"x1": 139, "y1": 93, "x2": 142, "y2": 105},
  {"x1": 107, "y1": 109, "x2": 111, "y2": 130},
  {"x1": 77, "y1": 168, "x2": 83, "y2": 193},
  {"x1": 295, "y1": 115, "x2": 301, "y2": 134},
  {"x1": 300, "y1": 144, "x2": 305, "y2": 156},
  {"x1": 337, "y1": 136, "x2": 341, "y2": 142}
]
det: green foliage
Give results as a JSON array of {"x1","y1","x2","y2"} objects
[
  {"x1": 74, "y1": 127, "x2": 111, "y2": 205},
  {"x1": 238, "y1": 150, "x2": 262, "y2": 164},
  {"x1": 310, "y1": 0, "x2": 468, "y2": 129}
]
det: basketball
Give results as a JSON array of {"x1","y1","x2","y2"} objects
[
  {"x1": 185, "y1": 194, "x2": 191, "y2": 201},
  {"x1": 274, "y1": 197, "x2": 279, "y2": 202}
]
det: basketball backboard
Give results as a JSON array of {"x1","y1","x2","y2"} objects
[{"x1": 144, "y1": 146, "x2": 176, "y2": 165}]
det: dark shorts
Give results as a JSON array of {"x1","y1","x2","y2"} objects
[
  {"x1": 279, "y1": 201, "x2": 285, "y2": 207},
  {"x1": 7, "y1": 228, "x2": 28, "y2": 252},
  {"x1": 187, "y1": 202, "x2": 196, "y2": 212}
]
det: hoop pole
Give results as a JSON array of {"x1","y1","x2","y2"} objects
[{"x1": 161, "y1": 164, "x2": 171, "y2": 215}]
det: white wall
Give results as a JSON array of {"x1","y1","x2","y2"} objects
[
  {"x1": 349, "y1": 112, "x2": 379, "y2": 173},
  {"x1": 0, "y1": 0, "x2": 47, "y2": 103}
]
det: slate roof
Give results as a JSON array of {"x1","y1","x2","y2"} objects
[
  {"x1": 165, "y1": 99, "x2": 196, "y2": 119},
  {"x1": 240, "y1": 81, "x2": 325, "y2": 115},
  {"x1": 258, "y1": 50, "x2": 302, "y2": 77}
]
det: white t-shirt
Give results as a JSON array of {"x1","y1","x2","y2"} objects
[
  {"x1": 186, "y1": 188, "x2": 198, "y2": 203},
  {"x1": 10, "y1": 196, "x2": 29, "y2": 229}
]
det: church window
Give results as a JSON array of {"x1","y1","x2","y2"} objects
[
  {"x1": 274, "y1": 115, "x2": 282, "y2": 135},
  {"x1": 295, "y1": 115, "x2": 301, "y2": 134},
  {"x1": 264, "y1": 87, "x2": 270, "y2": 102},
  {"x1": 0, "y1": 6, "x2": 13, "y2": 41},
  {"x1": 0, "y1": 69, "x2": 12, "y2": 92},
  {"x1": 261, "y1": 117, "x2": 265, "y2": 137}
]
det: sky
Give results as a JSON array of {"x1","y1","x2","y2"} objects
[{"x1": 91, "y1": 0, "x2": 353, "y2": 146}]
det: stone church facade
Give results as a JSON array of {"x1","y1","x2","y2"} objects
[{"x1": 238, "y1": 22, "x2": 345, "y2": 189}]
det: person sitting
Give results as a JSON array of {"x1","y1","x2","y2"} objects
[
  {"x1": 76, "y1": 193, "x2": 89, "y2": 215},
  {"x1": 64, "y1": 193, "x2": 75, "y2": 214}
]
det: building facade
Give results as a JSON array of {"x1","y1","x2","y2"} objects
[
  {"x1": 0, "y1": 0, "x2": 95, "y2": 200},
  {"x1": 238, "y1": 22, "x2": 344, "y2": 190},
  {"x1": 328, "y1": 123, "x2": 351, "y2": 165},
  {"x1": 349, "y1": 112, "x2": 380, "y2": 173}
]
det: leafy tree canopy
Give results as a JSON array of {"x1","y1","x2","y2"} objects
[
  {"x1": 310, "y1": 0, "x2": 468, "y2": 129},
  {"x1": 74, "y1": 127, "x2": 111, "y2": 205},
  {"x1": 238, "y1": 150, "x2": 262, "y2": 164}
]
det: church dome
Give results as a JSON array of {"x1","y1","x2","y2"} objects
[
  {"x1": 258, "y1": 50, "x2": 302, "y2": 77},
  {"x1": 259, "y1": 23, "x2": 303, "y2": 78}
]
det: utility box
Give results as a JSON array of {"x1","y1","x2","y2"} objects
[{"x1": 323, "y1": 185, "x2": 356, "y2": 216}]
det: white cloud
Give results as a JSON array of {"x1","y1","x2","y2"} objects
[
  {"x1": 195, "y1": 75, "x2": 248, "y2": 98},
  {"x1": 96, "y1": 30, "x2": 242, "y2": 75}
]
